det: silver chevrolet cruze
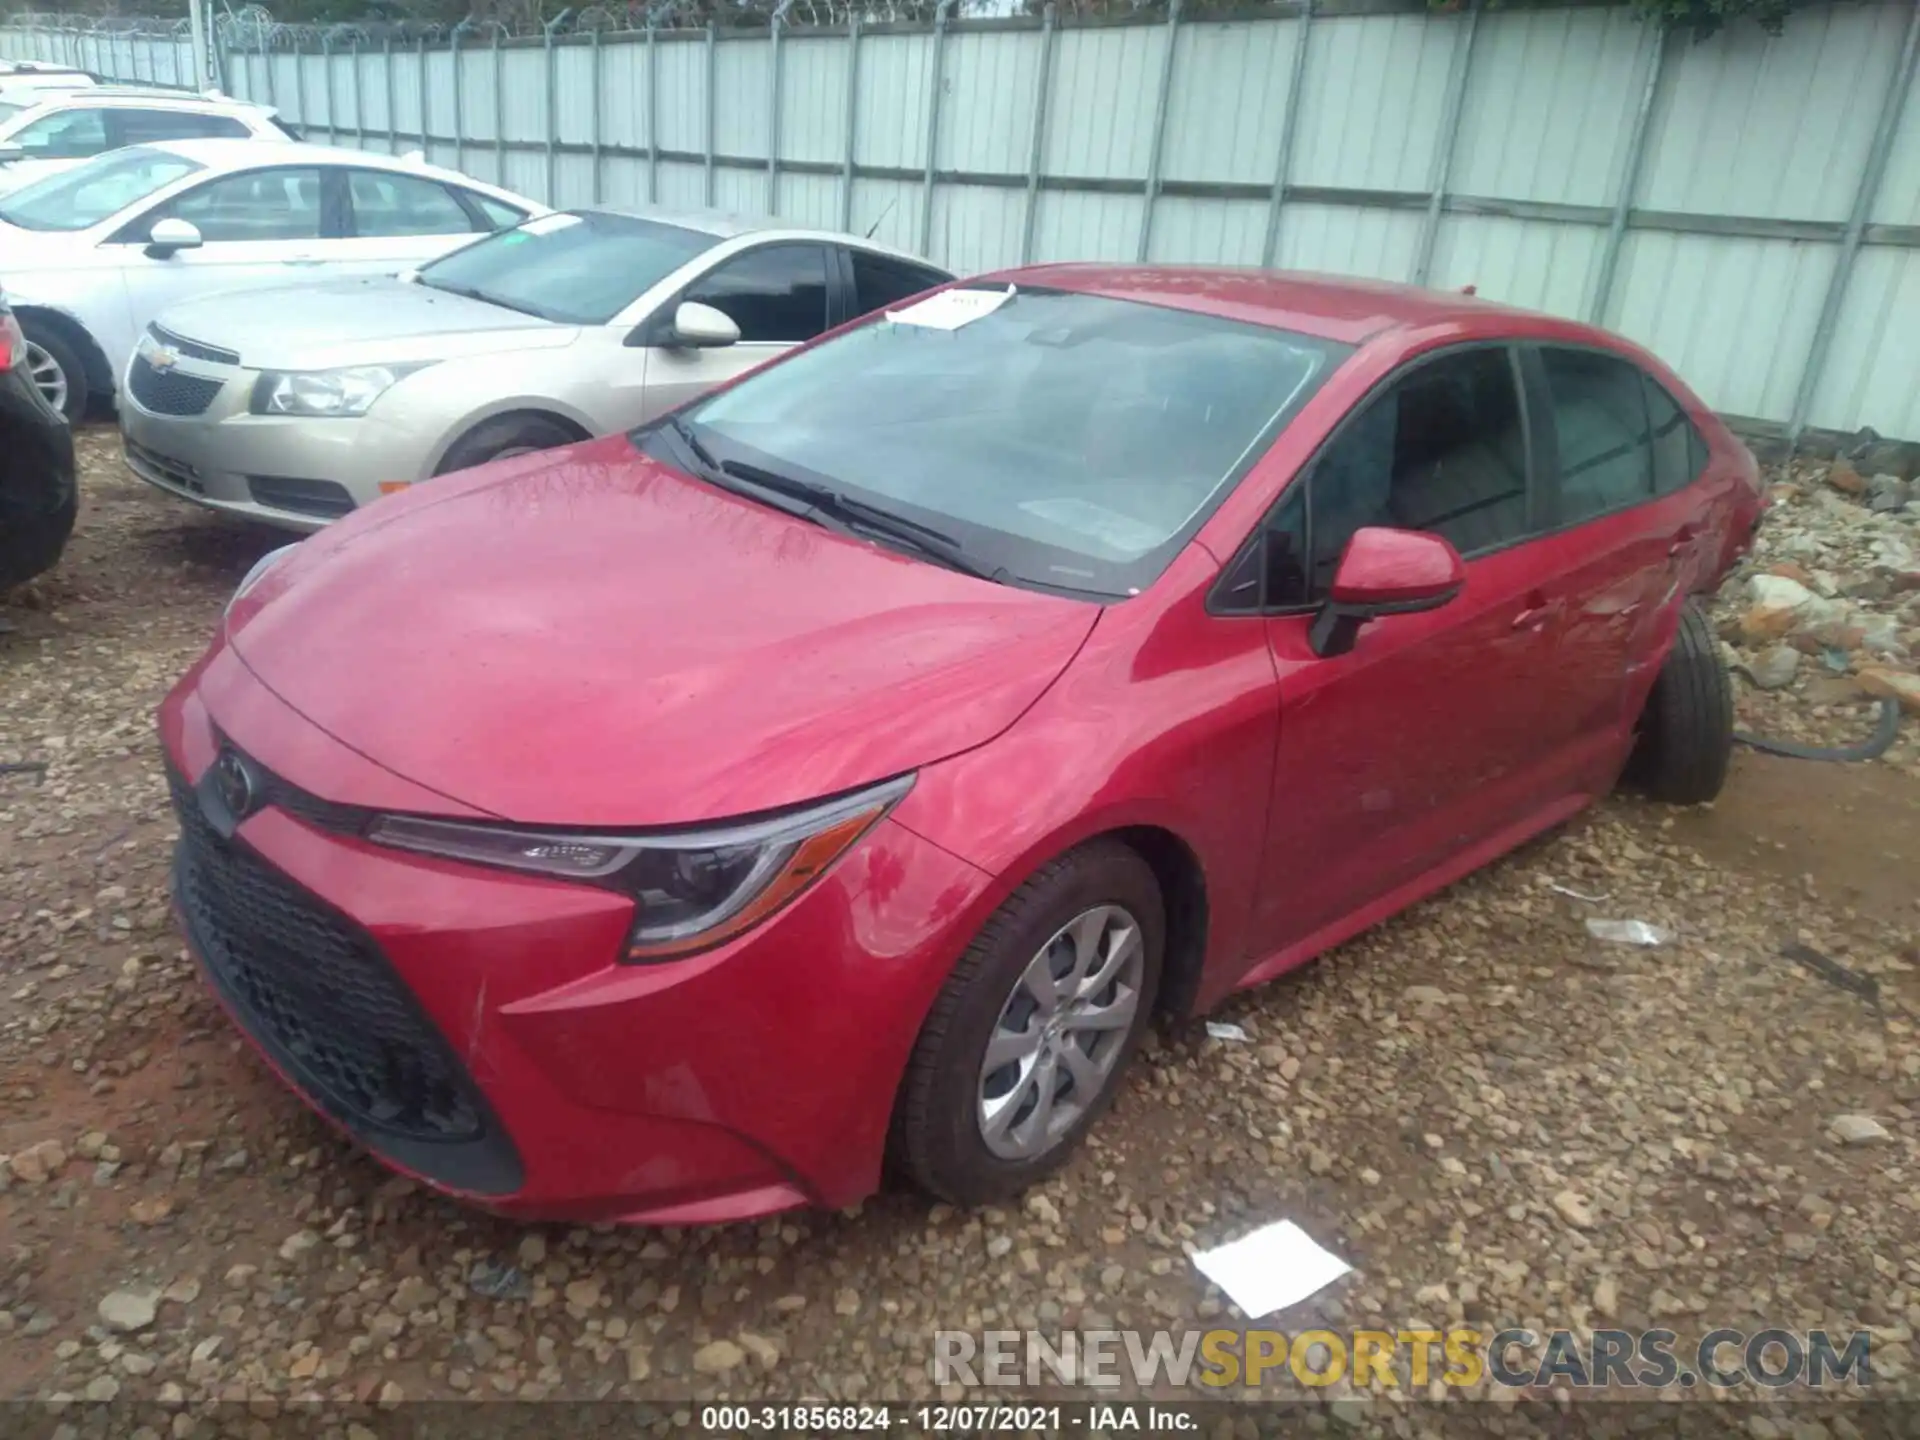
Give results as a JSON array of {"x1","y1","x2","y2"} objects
[{"x1": 120, "y1": 207, "x2": 951, "y2": 531}]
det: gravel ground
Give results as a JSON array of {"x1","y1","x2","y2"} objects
[{"x1": 2, "y1": 434, "x2": 1918, "y2": 1436}]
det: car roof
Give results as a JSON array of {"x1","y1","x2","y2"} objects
[
  {"x1": 132, "y1": 137, "x2": 529, "y2": 195},
  {"x1": 982, "y1": 262, "x2": 1578, "y2": 347},
  {"x1": 573, "y1": 203, "x2": 945, "y2": 267},
  {"x1": 17, "y1": 87, "x2": 268, "y2": 109}
]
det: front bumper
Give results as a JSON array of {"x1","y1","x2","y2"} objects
[
  {"x1": 159, "y1": 642, "x2": 993, "y2": 1222},
  {"x1": 120, "y1": 356, "x2": 436, "y2": 534}
]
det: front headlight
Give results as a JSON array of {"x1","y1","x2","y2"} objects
[
  {"x1": 365, "y1": 773, "x2": 914, "y2": 961},
  {"x1": 226, "y1": 542, "x2": 299, "y2": 617},
  {"x1": 251, "y1": 363, "x2": 427, "y2": 418}
]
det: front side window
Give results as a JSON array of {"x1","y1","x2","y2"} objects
[
  {"x1": 849, "y1": 249, "x2": 950, "y2": 317},
  {"x1": 683, "y1": 244, "x2": 830, "y2": 344},
  {"x1": 416, "y1": 210, "x2": 714, "y2": 324},
  {"x1": 162, "y1": 166, "x2": 323, "y2": 242},
  {"x1": 1304, "y1": 346, "x2": 1528, "y2": 596},
  {"x1": 9, "y1": 106, "x2": 108, "y2": 159},
  {"x1": 1540, "y1": 346, "x2": 1653, "y2": 524},
  {"x1": 673, "y1": 288, "x2": 1350, "y2": 597},
  {"x1": 347, "y1": 169, "x2": 474, "y2": 237},
  {"x1": 0, "y1": 146, "x2": 201, "y2": 232},
  {"x1": 114, "y1": 109, "x2": 251, "y2": 145}
]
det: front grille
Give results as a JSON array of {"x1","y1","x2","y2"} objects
[
  {"x1": 168, "y1": 762, "x2": 523, "y2": 1195},
  {"x1": 246, "y1": 475, "x2": 356, "y2": 520},
  {"x1": 150, "y1": 323, "x2": 240, "y2": 366},
  {"x1": 128, "y1": 355, "x2": 223, "y2": 417}
]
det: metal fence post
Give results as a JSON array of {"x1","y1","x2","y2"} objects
[
  {"x1": 1019, "y1": 4, "x2": 1057, "y2": 264},
  {"x1": 1787, "y1": 3, "x2": 1920, "y2": 443},
  {"x1": 1588, "y1": 26, "x2": 1666, "y2": 325},
  {"x1": 591, "y1": 27, "x2": 603, "y2": 204},
  {"x1": 647, "y1": 25, "x2": 660, "y2": 204},
  {"x1": 321, "y1": 34, "x2": 335, "y2": 143},
  {"x1": 452, "y1": 28, "x2": 465, "y2": 175},
  {"x1": 385, "y1": 38, "x2": 397, "y2": 154},
  {"x1": 545, "y1": 23, "x2": 559, "y2": 205},
  {"x1": 1411, "y1": 0, "x2": 1481, "y2": 287},
  {"x1": 705, "y1": 22, "x2": 718, "y2": 207},
  {"x1": 1261, "y1": 0, "x2": 1314, "y2": 269},
  {"x1": 418, "y1": 38, "x2": 430, "y2": 155},
  {"x1": 295, "y1": 38, "x2": 308, "y2": 134},
  {"x1": 493, "y1": 30, "x2": 506, "y2": 186},
  {"x1": 351, "y1": 37, "x2": 364, "y2": 142},
  {"x1": 919, "y1": 0, "x2": 954, "y2": 260},
  {"x1": 841, "y1": 15, "x2": 861, "y2": 232},
  {"x1": 1136, "y1": 0, "x2": 1183, "y2": 263},
  {"x1": 767, "y1": 10, "x2": 785, "y2": 217},
  {"x1": 264, "y1": 35, "x2": 277, "y2": 108}
]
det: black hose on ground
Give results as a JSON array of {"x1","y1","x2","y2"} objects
[{"x1": 1733, "y1": 696, "x2": 1902, "y2": 762}]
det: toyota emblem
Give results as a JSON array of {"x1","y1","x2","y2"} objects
[{"x1": 213, "y1": 750, "x2": 256, "y2": 821}]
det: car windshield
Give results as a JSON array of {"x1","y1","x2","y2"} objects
[
  {"x1": 0, "y1": 145, "x2": 200, "y2": 231},
  {"x1": 416, "y1": 210, "x2": 716, "y2": 324},
  {"x1": 669, "y1": 287, "x2": 1351, "y2": 598}
]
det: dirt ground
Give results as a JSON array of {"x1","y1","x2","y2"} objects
[{"x1": 2, "y1": 430, "x2": 1917, "y2": 1435}]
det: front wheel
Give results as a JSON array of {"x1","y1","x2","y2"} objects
[
  {"x1": 20, "y1": 322, "x2": 88, "y2": 423},
  {"x1": 434, "y1": 414, "x2": 580, "y2": 476},
  {"x1": 890, "y1": 840, "x2": 1163, "y2": 1207}
]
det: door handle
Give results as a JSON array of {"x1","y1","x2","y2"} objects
[
  {"x1": 1668, "y1": 522, "x2": 1700, "y2": 558},
  {"x1": 1511, "y1": 592, "x2": 1556, "y2": 632}
]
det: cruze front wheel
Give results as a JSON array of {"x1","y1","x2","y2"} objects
[{"x1": 891, "y1": 840, "x2": 1163, "y2": 1207}]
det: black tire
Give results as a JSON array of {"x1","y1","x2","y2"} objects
[
  {"x1": 890, "y1": 840, "x2": 1164, "y2": 1207},
  {"x1": 20, "y1": 321, "x2": 89, "y2": 423},
  {"x1": 1627, "y1": 598, "x2": 1733, "y2": 805},
  {"x1": 434, "y1": 414, "x2": 581, "y2": 476}
]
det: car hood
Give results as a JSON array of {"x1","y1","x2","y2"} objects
[
  {"x1": 224, "y1": 435, "x2": 1100, "y2": 827},
  {"x1": 154, "y1": 277, "x2": 576, "y2": 370}
]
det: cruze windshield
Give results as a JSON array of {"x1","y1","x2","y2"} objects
[
  {"x1": 417, "y1": 210, "x2": 716, "y2": 324},
  {"x1": 0, "y1": 146, "x2": 201, "y2": 231},
  {"x1": 668, "y1": 288, "x2": 1351, "y2": 597}
]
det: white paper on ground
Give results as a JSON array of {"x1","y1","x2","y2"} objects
[
  {"x1": 1192, "y1": 1220, "x2": 1352, "y2": 1319},
  {"x1": 1204, "y1": 1021, "x2": 1250, "y2": 1043},
  {"x1": 886, "y1": 285, "x2": 1015, "y2": 330}
]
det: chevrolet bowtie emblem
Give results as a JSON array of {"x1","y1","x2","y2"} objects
[{"x1": 149, "y1": 345, "x2": 180, "y2": 373}]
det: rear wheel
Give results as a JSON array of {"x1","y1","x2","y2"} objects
[
  {"x1": 434, "y1": 414, "x2": 581, "y2": 476},
  {"x1": 890, "y1": 841, "x2": 1163, "y2": 1207},
  {"x1": 20, "y1": 322, "x2": 87, "y2": 423},
  {"x1": 1627, "y1": 598, "x2": 1733, "y2": 805}
]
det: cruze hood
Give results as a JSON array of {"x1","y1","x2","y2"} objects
[
  {"x1": 225, "y1": 435, "x2": 1100, "y2": 827},
  {"x1": 154, "y1": 277, "x2": 577, "y2": 371}
]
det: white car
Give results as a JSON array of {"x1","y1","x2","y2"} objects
[
  {"x1": 0, "y1": 64, "x2": 99, "y2": 101},
  {"x1": 0, "y1": 89, "x2": 293, "y2": 197},
  {"x1": 0, "y1": 138, "x2": 545, "y2": 418}
]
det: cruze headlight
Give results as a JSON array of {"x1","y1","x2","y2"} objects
[
  {"x1": 365, "y1": 773, "x2": 914, "y2": 961},
  {"x1": 251, "y1": 363, "x2": 427, "y2": 418}
]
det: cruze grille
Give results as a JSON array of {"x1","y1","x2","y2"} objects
[{"x1": 128, "y1": 356, "x2": 223, "y2": 417}]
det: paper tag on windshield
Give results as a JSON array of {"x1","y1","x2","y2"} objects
[
  {"x1": 518, "y1": 212, "x2": 583, "y2": 237},
  {"x1": 885, "y1": 285, "x2": 1015, "y2": 331}
]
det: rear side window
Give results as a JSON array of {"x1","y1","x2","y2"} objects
[
  {"x1": 684, "y1": 243, "x2": 829, "y2": 344},
  {"x1": 1644, "y1": 375, "x2": 1707, "y2": 495},
  {"x1": 114, "y1": 109, "x2": 251, "y2": 145},
  {"x1": 1539, "y1": 347, "x2": 1653, "y2": 524},
  {"x1": 848, "y1": 249, "x2": 949, "y2": 317},
  {"x1": 469, "y1": 192, "x2": 526, "y2": 230},
  {"x1": 346, "y1": 169, "x2": 474, "y2": 237}
]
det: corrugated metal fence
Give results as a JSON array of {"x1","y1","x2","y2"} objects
[{"x1": 7, "y1": 0, "x2": 1920, "y2": 441}]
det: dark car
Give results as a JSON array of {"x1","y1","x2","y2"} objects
[{"x1": 0, "y1": 289, "x2": 77, "y2": 588}]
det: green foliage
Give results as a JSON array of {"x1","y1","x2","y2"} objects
[{"x1": 1428, "y1": 0, "x2": 1819, "y2": 37}]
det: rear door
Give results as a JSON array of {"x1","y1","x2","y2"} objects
[
  {"x1": 113, "y1": 164, "x2": 332, "y2": 337},
  {"x1": 639, "y1": 241, "x2": 834, "y2": 417},
  {"x1": 1516, "y1": 344, "x2": 1706, "y2": 787},
  {"x1": 1240, "y1": 343, "x2": 1577, "y2": 961}
]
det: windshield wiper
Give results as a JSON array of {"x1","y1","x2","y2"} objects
[
  {"x1": 417, "y1": 277, "x2": 549, "y2": 320},
  {"x1": 718, "y1": 457, "x2": 1004, "y2": 583}
]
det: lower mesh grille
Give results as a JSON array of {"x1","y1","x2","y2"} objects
[{"x1": 168, "y1": 762, "x2": 523, "y2": 1194}]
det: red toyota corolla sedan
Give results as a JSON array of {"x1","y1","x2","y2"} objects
[{"x1": 158, "y1": 266, "x2": 1763, "y2": 1223}]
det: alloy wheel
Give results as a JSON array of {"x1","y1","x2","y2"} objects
[
  {"x1": 26, "y1": 341, "x2": 67, "y2": 415},
  {"x1": 976, "y1": 903, "x2": 1144, "y2": 1161}
]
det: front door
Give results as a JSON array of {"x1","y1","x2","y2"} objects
[
  {"x1": 1245, "y1": 344, "x2": 1577, "y2": 967},
  {"x1": 639, "y1": 241, "x2": 833, "y2": 420}
]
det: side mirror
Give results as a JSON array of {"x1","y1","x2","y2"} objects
[
  {"x1": 668, "y1": 300, "x2": 739, "y2": 350},
  {"x1": 0, "y1": 144, "x2": 24, "y2": 164},
  {"x1": 144, "y1": 217, "x2": 203, "y2": 259},
  {"x1": 1308, "y1": 526, "x2": 1464, "y2": 659}
]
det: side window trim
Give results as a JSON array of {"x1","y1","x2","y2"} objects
[
  {"x1": 828, "y1": 245, "x2": 856, "y2": 329},
  {"x1": 445, "y1": 184, "x2": 501, "y2": 235},
  {"x1": 1207, "y1": 340, "x2": 1534, "y2": 618}
]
